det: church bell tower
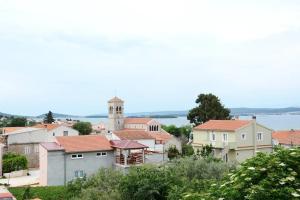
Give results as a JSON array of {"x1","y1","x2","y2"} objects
[{"x1": 108, "y1": 96, "x2": 124, "y2": 132}]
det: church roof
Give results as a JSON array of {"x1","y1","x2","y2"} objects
[
  {"x1": 108, "y1": 96, "x2": 124, "y2": 103},
  {"x1": 124, "y1": 118, "x2": 153, "y2": 124}
]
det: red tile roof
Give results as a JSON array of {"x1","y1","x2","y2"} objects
[
  {"x1": 194, "y1": 120, "x2": 252, "y2": 131},
  {"x1": 124, "y1": 118, "x2": 153, "y2": 124},
  {"x1": 150, "y1": 130, "x2": 173, "y2": 143},
  {"x1": 56, "y1": 135, "x2": 113, "y2": 153},
  {"x1": 110, "y1": 140, "x2": 148, "y2": 149},
  {"x1": 114, "y1": 129, "x2": 154, "y2": 140},
  {"x1": 2, "y1": 127, "x2": 26, "y2": 134},
  {"x1": 272, "y1": 130, "x2": 300, "y2": 145},
  {"x1": 34, "y1": 124, "x2": 61, "y2": 131}
]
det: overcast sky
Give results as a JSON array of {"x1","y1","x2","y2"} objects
[{"x1": 0, "y1": 0, "x2": 300, "y2": 116}]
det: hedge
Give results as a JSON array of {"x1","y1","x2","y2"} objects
[
  {"x1": 2, "y1": 152, "x2": 28, "y2": 173},
  {"x1": 9, "y1": 186, "x2": 68, "y2": 200}
]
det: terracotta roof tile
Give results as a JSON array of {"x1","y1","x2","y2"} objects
[
  {"x1": 273, "y1": 130, "x2": 300, "y2": 145},
  {"x1": 114, "y1": 129, "x2": 154, "y2": 140},
  {"x1": 110, "y1": 140, "x2": 148, "y2": 149},
  {"x1": 124, "y1": 118, "x2": 152, "y2": 124},
  {"x1": 194, "y1": 120, "x2": 252, "y2": 131},
  {"x1": 56, "y1": 135, "x2": 113, "y2": 153},
  {"x1": 151, "y1": 130, "x2": 173, "y2": 143},
  {"x1": 2, "y1": 127, "x2": 26, "y2": 134},
  {"x1": 34, "y1": 124, "x2": 61, "y2": 131}
]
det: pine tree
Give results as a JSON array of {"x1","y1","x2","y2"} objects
[{"x1": 44, "y1": 111, "x2": 55, "y2": 123}]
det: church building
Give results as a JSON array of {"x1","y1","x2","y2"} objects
[{"x1": 105, "y1": 97, "x2": 182, "y2": 154}]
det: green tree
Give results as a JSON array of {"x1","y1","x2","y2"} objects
[
  {"x1": 167, "y1": 145, "x2": 180, "y2": 160},
  {"x1": 161, "y1": 125, "x2": 192, "y2": 139},
  {"x1": 9, "y1": 117, "x2": 27, "y2": 127},
  {"x1": 182, "y1": 144, "x2": 194, "y2": 157},
  {"x1": 73, "y1": 122, "x2": 92, "y2": 135},
  {"x1": 43, "y1": 111, "x2": 55, "y2": 123},
  {"x1": 187, "y1": 93, "x2": 231, "y2": 126}
]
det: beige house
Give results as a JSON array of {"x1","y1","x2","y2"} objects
[{"x1": 192, "y1": 119, "x2": 273, "y2": 163}]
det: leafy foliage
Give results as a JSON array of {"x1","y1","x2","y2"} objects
[
  {"x1": 72, "y1": 121, "x2": 92, "y2": 135},
  {"x1": 161, "y1": 124, "x2": 192, "y2": 139},
  {"x1": 44, "y1": 111, "x2": 55, "y2": 123},
  {"x1": 69, "y1": 168, "x2": 123, "y2": 200},
  {"x1": 167, "y1": 145, "x2": 180, "y2": 160},
  {"x1": 2, "y1": 152, "x2": 28, "y2": 173},
  {"x1": 9, "y1": 186, "x2": 67, "y2": 200},
  {"x1": 200, "y1": 144, "x2": 214, "y2": 158},
  {"x1": 187, "y1": 147, "x2": 300, "y2": 200},
  {"x1": 187, "y1": 93, "x2": 231, "y2": 126},
  {"x1": 182, "y1": 144, "x2": 194, "y2": 156},
  {"x1": 9, "y1": 117, "x2": 27, "y2": 127}
]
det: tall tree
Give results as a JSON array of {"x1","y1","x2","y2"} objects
[
  {"x1": 73, "y1": 122, "x2": 92, "y2": 135},
  {"x1": 44, "y1": 111, "x2": 55, "y2": 123},
  {"x1": 187, "y1": 93, "x2": 231, "y2": 126}
]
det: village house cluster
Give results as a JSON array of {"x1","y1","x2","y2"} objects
[{"x1": 0, "y1": 97, "x2": 299, "y2": 186}]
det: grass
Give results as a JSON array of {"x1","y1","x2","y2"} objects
[{"x1": 9, "y1": 186, "x2": 68, "y2": 200}]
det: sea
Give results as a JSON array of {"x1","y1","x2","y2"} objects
[{"x1": 57, "y1": 114, "x2": 300, "y2": 131}]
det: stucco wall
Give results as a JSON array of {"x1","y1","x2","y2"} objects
[
  {"x1": 47, "y1": 151, "x2": 65, "y2": 186},
  {"x1": 39, "y1": 145, "x2": 48, "y2": 186},
  {"x1": 65, "y1": 151, "x2": 114, "y2": 184}
]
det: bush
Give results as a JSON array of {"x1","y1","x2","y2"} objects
[
  {"x1": 68, "y1": 168, "x2": 123, "y2": 200},
  {"x1": 203, "y1": 147, "x2": 300, "y2": 200},
  {"x1": 9, "y1": 186, "x2": 67, "y2": 200},
  {"x1": 3, "y1": 152, "x2": 28, "y2": 173},
  {"x1": 167, "y1": 145, "x2": 180, "y2": 160},
  {"x1": 182, "y1": 144, "x2": 194, "y2": 156}
]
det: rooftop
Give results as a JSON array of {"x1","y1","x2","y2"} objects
[
  {"x1": 2, "y1": 127, "x2": 43, "y2": 135},
  {"x1": 124, "y1": 118, "x2": 153, "y2": 124},
  {"x1": 56, "y1": 135, "x2": 113, "y2": 153},
  {"x1": 108, "y1": 96, "x2": 124, "y2": 103},
  {"x1": 34, "y1": 124, "x2": 61, "y2": 131},
  {"x1": 40, "y1": 142, "x2": 65, "y2": 151},
  {"x1": 272, "y1": 130, "x2": 300, "y2": 145},
  {"x1": 194, "y1": 120, "x2": 252, "y2": 132},
  {"x1": 110, "y1": 140, "x2": 148, "y2": 149},
  {"x1": 114, "y1": 129, "x2": 154, "y2": 140}
]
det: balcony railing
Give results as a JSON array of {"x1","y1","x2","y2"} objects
[{"x1": 115, "y1": 153, "x2": 144, "y2": 165}]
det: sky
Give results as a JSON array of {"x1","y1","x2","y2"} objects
[{"x1": 0, "y1": 0, "x2": 300, "y2": 116}]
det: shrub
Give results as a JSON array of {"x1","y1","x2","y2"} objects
[
  {"x1": 167, "y1": 145, "x2": 180, "y2": 160},
  {"x1": 9, "y1": 186, "x2": 67, "y2": 200},
  {"x1": 3, "y1": 152, "x2": 28, "y2": 173},
  {"x1": 182, "y1": 144, "x2": 194, "y2": 156}
]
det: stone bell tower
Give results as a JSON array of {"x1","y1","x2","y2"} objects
[{"x1": 108, "y1": 96, "x2": 124, "y2": 132}]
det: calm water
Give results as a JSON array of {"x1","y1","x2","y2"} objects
[{"x1": 71, "y1": 115, "x2": 300, "y2": 131}]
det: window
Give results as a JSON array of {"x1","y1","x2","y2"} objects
[
  {"x1": 223, "y1": 153, "x2": 228, "y2": 162},
  {"x1": 257, "y1": 132, "x2": 263, "y2": 141},
  {"x1": 96, "y1": 152, "x2": 107, "y2": 157},
  {"x1": 53, "y1": 132, "x2": 55, "y2": 136},
  {"x1": 71, "y1": 154, "x2": 83, "y2": 159},
  {"x1": 24, "y1": 146, "x2": 31, "y2": 154},
  {"x1": 63, "y1": 131, "x2": 68, "y2": 136},
  {"x1": 75, "y1": 170, "x2": 84, "y2": 178},
  {"x1": 223, "y1": 133, "x2": 228, "y2": 142},
  {"x1": 210, "y1": 132, "x2": 216, "y2": 141},
  {"x1": 241, "y1": 133, "x2": 246, "y2": 140}
]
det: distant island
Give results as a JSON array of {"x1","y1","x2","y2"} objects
[{"x1": 1, "y1": 107, "x2": 300, "y2": 119}]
